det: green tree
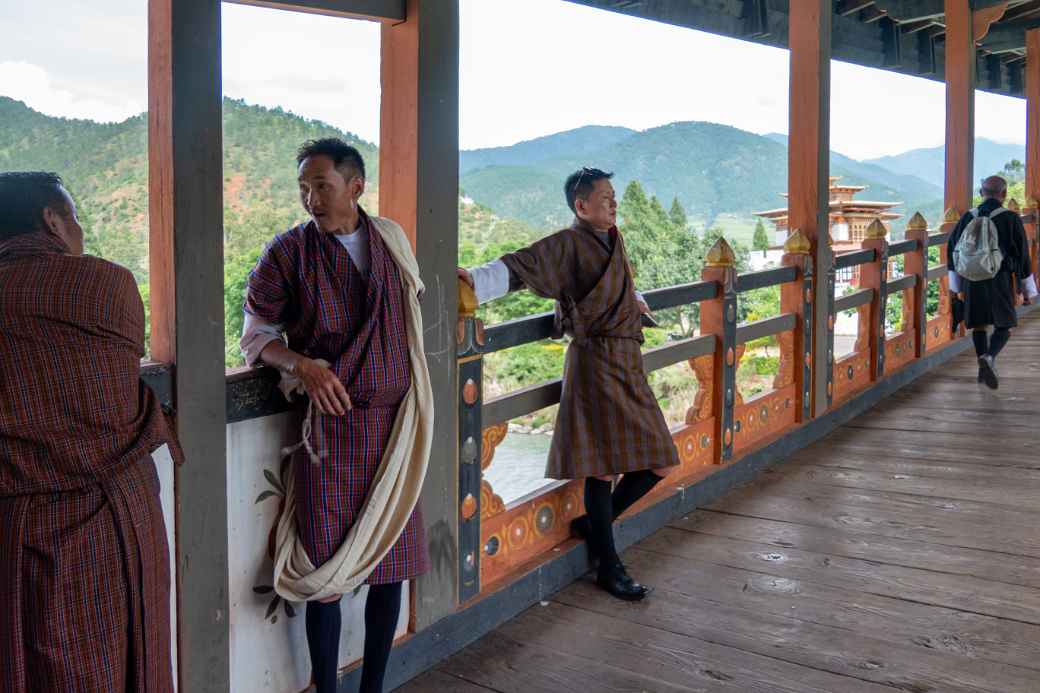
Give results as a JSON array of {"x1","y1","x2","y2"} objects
[
  {"x1": 668, "y1": 197, "x2": 688, "y2": 231},
  {"x1": 752, "y1": 218, "x2": 770, "y2": 252}
]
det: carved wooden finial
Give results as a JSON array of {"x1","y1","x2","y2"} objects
[
  {"x1": 906, "y1": 212, "x2": 928, "y2": 232},
  {"x1": 865, "y1": 218, "x2": 888, "y2": 239},
  {"x1": 1007, "y1": 198, "x2": 1021, "y2": 214},
  {"x1": 783, "y1": 229, "x2": 811, "y2": 254},
  {"x1": 705, "y1": 237, "x2": 737, "y2": 267},
  {"x1": 458, "y1": 276, "x2": 478, "y2": 318},
  {"x1": 943, "y1": 207, "x2": 961, "y2": 224}
]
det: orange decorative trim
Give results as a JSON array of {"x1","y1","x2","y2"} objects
[
  {"x1": 480, "y1": 423, "x2": 508, "y2": 520},
  {"x1": 832, "y1": 352, "x2": 871, "y2": 405},
  {"x1": 687, "y1": 353, "x2": 714, "y2": 423},
  {"x1": 732, "y1": 384, "x2": 797, "y2": 456},
  {"x1": 479, "y1": 480, "x2": 583, "y2": 589}
]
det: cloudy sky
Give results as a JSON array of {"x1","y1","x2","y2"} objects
[{"x1": 0, "y1": 0, "x2": 1027, "y2": 160}]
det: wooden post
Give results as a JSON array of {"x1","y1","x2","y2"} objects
[
  {"x1": 904, "y1": 212, "x2": 930, "y2": 358},
  {"x1": 944, "y1": 0, "x2": 976, "y2": 215},
  {"x1": 1026, "y1": 28, "x2": 1040, "y2": 279},
  {"x1": 788, "y1": 0, "x2": 832, "y2": 417},
  {"x1": 779, "y1": 230, "x2": 814, "y2": 423},
  {"x1": 148, "y1": 0, "x2": 229, "y2": 690},
  {"x1": 380, "y1": 0, "x2": 461, "y2": 629},
  {"x1": 455, "y1": 281, "x2": 482, "y2": 603},
  {"x1": 701, "y1": 239, "x2": 738, "y2": 463},
  {"x1": 860, "y1": 220, "x2": 889, "y2": 381}
]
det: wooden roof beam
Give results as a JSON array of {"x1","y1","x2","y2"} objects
[
  {"x1": 873, "y1": 0, "x2": 943, "y2": 21},
  {"x1": 980, "y1": 19, "x2": 1040, "y2": 52},
  {"x1": 900, "y1": 18, "x2": 940, "y2": 32},
  {"x1": 1003, "y1": 0, "x2": 1040, "y2": 21},
  {"x1": 836, "y1": 0, "x2": 876, "y2": 16},
  {"x1": 224, "y1": 0, "x2": 405, "y2": 22}
]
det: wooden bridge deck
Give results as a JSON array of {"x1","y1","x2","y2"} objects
[{"x1": 400, "y1": 313, "x2": 1040, "y2": 693}]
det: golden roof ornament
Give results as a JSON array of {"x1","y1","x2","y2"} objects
[
  {"x1": 943, "y1": 207, "x2": 961, "y2": 224},
  {"x1": 1026, "y1": 197, "x2": 1039, "y2": 210},
  {"x1": 865, "y1": 218, "x2": 888, "y2": 239},
  {"x1": 458, "y1": 276, "x2": 478, "y2": 317},
  {"x1": 705, "y1": 237, "x2": 736, "y2": 267},
  {"x1": 906, "y1": 212, "x2": 928, "y2": 232},
  {"x1": 783, "y1": 229, "x2": 811, "y2": 254},
  {"x1": 1007, "y1": 198, "x2": 1021, "y2": 214}
]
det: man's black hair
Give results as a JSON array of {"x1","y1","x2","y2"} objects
[
  {"x1": 296, "y1": 138, "x2": 366, "y2": 180},
  {"x1": 0, "y1": 171, "x2": 68, "y2": 241},
  {"x1": 564, "y1": 167, "x2": 613, "y2": 214}
]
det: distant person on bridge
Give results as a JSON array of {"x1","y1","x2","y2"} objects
[
  {"x1": 0, "y1": 172, "x2": 181, "y2": 692},
  {"x1": 458, "y1": 167, "x2": 679, "y2": 602},
  {"x1": 947, "y1": 174, "x2": 1037, "y2": 390},
  {"x1": 240, "y1": 139, "x2": 433, "y2": 693}
]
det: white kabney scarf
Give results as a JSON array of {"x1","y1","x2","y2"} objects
[{"x1": 273, "y1": 216, "x2": 433, "y2": 601}]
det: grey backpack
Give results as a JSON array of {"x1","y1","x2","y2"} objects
[{"x1": 953, "y1": 207, "x2": 1006, "y2": 282}]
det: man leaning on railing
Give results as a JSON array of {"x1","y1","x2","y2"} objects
[{"x1": 458, "y1": 167, "x2": 679, "y2": 601}]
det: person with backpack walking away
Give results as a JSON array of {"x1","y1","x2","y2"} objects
[{"x1": 947, "y1": 175, "x2": 1037, "y2": 390}]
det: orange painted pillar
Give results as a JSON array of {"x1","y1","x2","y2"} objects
[
  {"x1": 788, "y1": 0, "x2": 832, "y2": 417},
  {"x1": 1025, "y1": 28, "x2": 1040, "y2": 278},
  {"x1": 379, "y1": 0, "x2": 462, "y2": 629},
  {"x1": 944, "y1": 0, "x2": 975, "y2": 217}
]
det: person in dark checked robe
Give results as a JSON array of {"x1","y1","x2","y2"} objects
[
  {"x1": 458, "y1": 167, "x2": 679, "y2": 601},
  {"x1": 947, "y1": 175, "x2": 1037, "y2": 390},
  {"x1": 0, "y1": 171, "x2": 180, "y2": 693},
  {"x1": 241, "y1": 139, "x2": 432, "y2": 693}
]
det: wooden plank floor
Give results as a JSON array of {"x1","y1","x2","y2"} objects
[{"x1": 399, "y1": 314, "x2": 1040, "y2": 693}]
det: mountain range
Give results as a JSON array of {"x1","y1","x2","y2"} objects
[
  {"x1": 1, "y1": 94, "x2": 1026, "y2": 262},
  {"x1": 460, "y1": 124, "x2": 1024, "y2": 236}
]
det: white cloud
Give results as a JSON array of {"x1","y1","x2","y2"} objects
[
  {"x1": 0, "y1": 61, "x2": 144, "y2": 123},
  {"x1": 0, "y1": 0, "x2": 1029, "y2": 160}
]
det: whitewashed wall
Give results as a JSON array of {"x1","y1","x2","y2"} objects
[{"x1": 227, "y1": 413, "x2": 409, "y2": 692}]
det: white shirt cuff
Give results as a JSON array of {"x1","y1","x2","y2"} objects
[
  {"x1": 947, "y1": 270, "x2": 962, "y2": 293},
  {"x1": 469, "y1": 259, "x2": 511, "y2": 305},
  {"x1": 240, "y1": 312, "x2": 285, "y2": 367},
  {"x1": 634, "y1": 290, "x2": 645, "y2": 304},
  {"x1": 1023, "y1": 275, "x2": 1039, "y2": 299}
]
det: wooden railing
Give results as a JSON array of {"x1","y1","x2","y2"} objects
[{"x1": 453, "y1": 203, "x2": 1038, "y2": 603}]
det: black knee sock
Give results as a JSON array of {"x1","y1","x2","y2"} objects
[
  {"x1": 305, "y1": 599, "x2": 342, "y2": 693},
  {"x1": 972, "y1": 329, "x2": 989, "y2": 357},
  {"x1": 611, "y1": 470, "x2": 664, "y2": 520},
  {"x1": 988, "y1": 328, "x2": 1011, "y2": 358},
  {"x1": 359, "y1": 582, "x2": 403, "y2": 693},
  {"x1": 584, "y1": 477, "x2": 620, "y2": 572}
]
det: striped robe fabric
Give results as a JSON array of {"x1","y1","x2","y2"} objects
[
  {"x1": 0, "y1": 231, "x2": 178, "y2": 693},
  {"x1": 500, "y1": 220, "x2": 680, "y2": 479},
  {"x1": 244, "y1": 211, "x2": 428, "y2": 583}
]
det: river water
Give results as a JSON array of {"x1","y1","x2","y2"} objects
[{"x1": 482, "y1": 432, "x2": 556, "y2": 505}]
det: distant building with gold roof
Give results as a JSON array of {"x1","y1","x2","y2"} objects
[{"x1": 754, "y1": 177, "x2": 902, "y2": 284}]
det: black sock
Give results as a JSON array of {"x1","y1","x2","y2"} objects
[
  {"x1": 972, "y1": 330, "x2": 989, "y2": 357},
  {"x1": 988, "y1": 328, "x2": 1011, "y2": 358},
  {"x1": 584, "y1": 477, "x2": 620, "y2": 572},
  {"x1": 359, "y1": 582, "x2": 403, "y2": 693},
  {"x1": 611, "y1": 470, "x2": 664, "y2": 520},
  {"x1": 305, "y1": 598, "x2": 342, "y2": 693}
]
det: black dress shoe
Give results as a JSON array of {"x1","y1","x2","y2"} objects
[
  {"x1": 978, "y1": 355, "x2": 999, "y2": 390},
  {"x1": 596, "y1": 563, "x2": 651, "y2": 602}
]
